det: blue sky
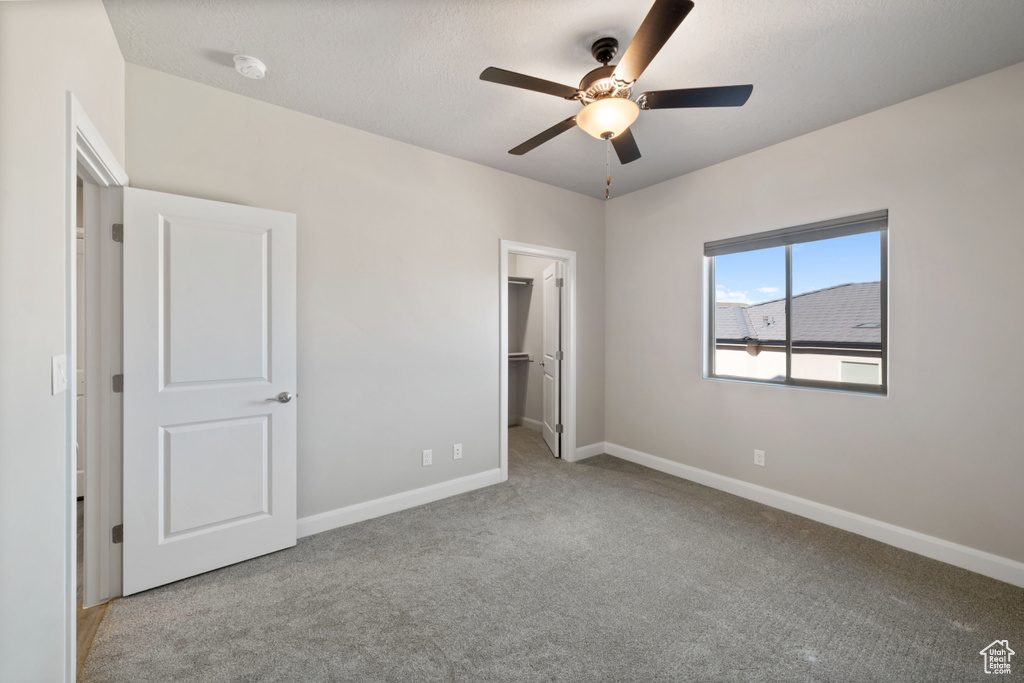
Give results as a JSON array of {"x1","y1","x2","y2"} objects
[{"x1": 714, "y1": 232, "x2": 881, "y2": 305}]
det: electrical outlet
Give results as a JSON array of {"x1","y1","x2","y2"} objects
[
  {"x1": 754, "y1": 449, "x2": 765, "y2": 467},
  {"x1": 453, "y1": 443, "x2": 463, "y2": 460},
  {"x1": 422, "y1": 449, "x2": 432, "y2": 466}
]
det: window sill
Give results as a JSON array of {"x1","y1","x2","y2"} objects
[{"x1": 704, "y1": 374, "x2": 887, "y2": 396}]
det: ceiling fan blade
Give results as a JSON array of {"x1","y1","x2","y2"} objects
[
  {"x1": 480, "y1": 67, "x2": 580, "y2": 100},
  {"x1": 613, "y1": 0, "x2": 694, "y2": 85},
  {"x1": 612, "y1": 128, "x2": 642, "y2": 164},
  {"x1": 639, "y1": 84, "x2": 753, "y2": 109},
  {"x1": 508, "y1": 117, "x2": 578, "y2": 155}
]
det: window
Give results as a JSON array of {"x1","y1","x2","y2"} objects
[{"x1": 705, "y1": 211, "x2": 887, "y2": 394}]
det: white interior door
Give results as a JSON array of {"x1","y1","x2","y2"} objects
[
  {"x1": 541, "y1": 262, "x2": 562, "y2": 458},
  {"x1": 122, "y1": 187, "x2": 297, "y2": 595}
]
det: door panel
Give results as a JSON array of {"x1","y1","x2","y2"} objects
[
  {"x1": 162, "y1": 416, "x2": 269, "y2": 537},
  {"x1": 122, "y1": 187, "x2": 296, "y2": 595},
  {"x1": 164, "y1": 219, "x2": 269, "y2": 385},
  {"x1": 541, "y1": 262, "x2": 562, "y2": 458}
]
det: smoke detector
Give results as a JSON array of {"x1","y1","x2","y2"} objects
[{"x1": 233, "y1": 55, "x2": 266, "y2": 80}]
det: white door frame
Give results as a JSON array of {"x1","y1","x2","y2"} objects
[
  {"x1": 64, "y1": 91, "x2": 128, "y2": 682},
  {"x1": 499, "y1": 240, "x2": 578, "y2": 480}
]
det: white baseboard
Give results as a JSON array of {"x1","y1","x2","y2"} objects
[
  {"x1": 297, "y1": 468, "x2": 503, "y2": 539},
  {"x1": 520, "y1": 417, "x2": 543, "y2": 433},
  {"x1": 604, "y1": 442, "x2": 1024, "y2": 589},
  {"x1": 574, "y1": 441, "x2": 607, "y2": 461}
]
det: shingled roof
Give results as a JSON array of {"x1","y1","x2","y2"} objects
[{"x1": 716, "y1": 282, "x2": 881, "y2": 349}]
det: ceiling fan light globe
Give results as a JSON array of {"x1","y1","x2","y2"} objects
[{"x1": 576, "y1": 97, "x2": 640, "y2": 140}]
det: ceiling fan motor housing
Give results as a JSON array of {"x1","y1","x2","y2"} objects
[
  {"x1": 591, "y1": 37, "x2": 619, "y2": 65},
  {"x1": 579, "y1": 65, "x2": 631, "y2": 104}
]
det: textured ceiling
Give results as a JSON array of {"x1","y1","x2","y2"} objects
[{"x1": 103, "y1": 0, "x2": 1024, "y2": 198}]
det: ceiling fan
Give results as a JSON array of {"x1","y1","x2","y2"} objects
[{"x1": 479, "y1": 0, "x2": 752, "y2": 168}]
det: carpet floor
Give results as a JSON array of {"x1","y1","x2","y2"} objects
[{"x1": 82, "y1": 428, "x2": 1023, "y2": 682}]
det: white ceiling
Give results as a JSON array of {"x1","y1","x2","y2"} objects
[{"x1": 103, "y1": 0, "x2": 1024, "y2": 199}]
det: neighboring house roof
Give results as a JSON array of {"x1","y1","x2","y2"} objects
[
  {"x1": 716, "y1": 282, "x2": 881, "y2": 349},
  {"x1": 714, "y1": 303, "x2": 755, "y2": 341}
]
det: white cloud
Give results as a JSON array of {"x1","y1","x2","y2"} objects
[
  {"x1": 715, "y1": 289, "x2": 756, "y2": 305},
  {"x1": 716, "y1": 284, "x2": 783, "y2": 305}
]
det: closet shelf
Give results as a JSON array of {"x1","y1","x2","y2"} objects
[{"x1": 508, "y1": 276, "x2": 534, "y2": 286}]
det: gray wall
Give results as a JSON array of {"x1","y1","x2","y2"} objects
[
  {"x1": 125, "y1": 65, "x2": 606, "y2": 519},
  {"x1": 605, "y1": 61, "x2": 1024, "y2": 564},
  {"x1": 0, "y1": 1, "x2": 125, "y2": 679}
]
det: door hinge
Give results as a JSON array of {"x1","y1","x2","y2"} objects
[
  {"x1": 555, "y1": 424, "x2": 563, "y2": 434},
  {"x1": 111, "y1": 524, "x2": 123, "y2": 544},
  {"x1": 111, "y1": 223, "x2": 123, "y2": 243},
  {"x1": 556, "y1": 277, "x2": 564, "y2": 288},
  {"x1": 111, "y1": 374, "x2": 123, "y2": 393},
  {"x1": 554, "y1": 351, "x2": 564, "y2": 361}
]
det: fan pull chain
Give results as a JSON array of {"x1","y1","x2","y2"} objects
[{"x1": 605, "y1": 135, "x2": 612, "y2": 200}]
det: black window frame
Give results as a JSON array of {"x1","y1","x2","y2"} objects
[{"x1": 704, "y1": 210, "x2": 888, "y2": 395}]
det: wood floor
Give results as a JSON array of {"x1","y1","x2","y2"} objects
[
  {"x1": 76, "y1": 498, "x2": 110, "y2": 679},
  {"x1": 77, "y1": 602, "x2": 109, "y2": 680}
]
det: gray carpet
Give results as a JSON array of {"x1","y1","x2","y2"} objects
[{"x1": 82, "y1": 428, "x2": 1023, "y2": 682}]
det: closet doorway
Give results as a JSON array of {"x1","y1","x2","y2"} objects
[
  {"x1": 498, "y1": 241, "x2": 577, "y2": 480},
  {"x1": 508, "y1": 256, "x2": 562, "y2": 457}
]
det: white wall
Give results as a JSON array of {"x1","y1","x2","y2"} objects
[
  {"x1": 124, "y1": 66, "x2": 606, "y2": 519},
  {"x1": 0, "y1": 1, "x2": 125, "y2": 679},
  {"x1": 605, "y1": 61, "x2": 1024, "y2": 564}
]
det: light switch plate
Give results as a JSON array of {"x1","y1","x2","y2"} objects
[{"x1": 52, "y1": 355, "x2": 68, "y2": 395}]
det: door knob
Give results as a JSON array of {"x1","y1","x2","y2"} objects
[{"x1": 265, "y1": 392, "x2": 293, "y2": 403}]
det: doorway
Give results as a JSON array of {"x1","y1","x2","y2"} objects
[
  {"x1": 66, "y1": 92, "x2": 128, "y2": 682},
  {"x1": 499, "y1": 241, "x2": 578, "y2": 481},
  {"x1": 75, "y1": 172, "x2": 101, "y2": 674},
  {"x1": 74, "y1": 166, "x2": 125, "y2": 677},
  {"x1": 507, "y1": 254, "x2": 562, "y2": 457}
]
